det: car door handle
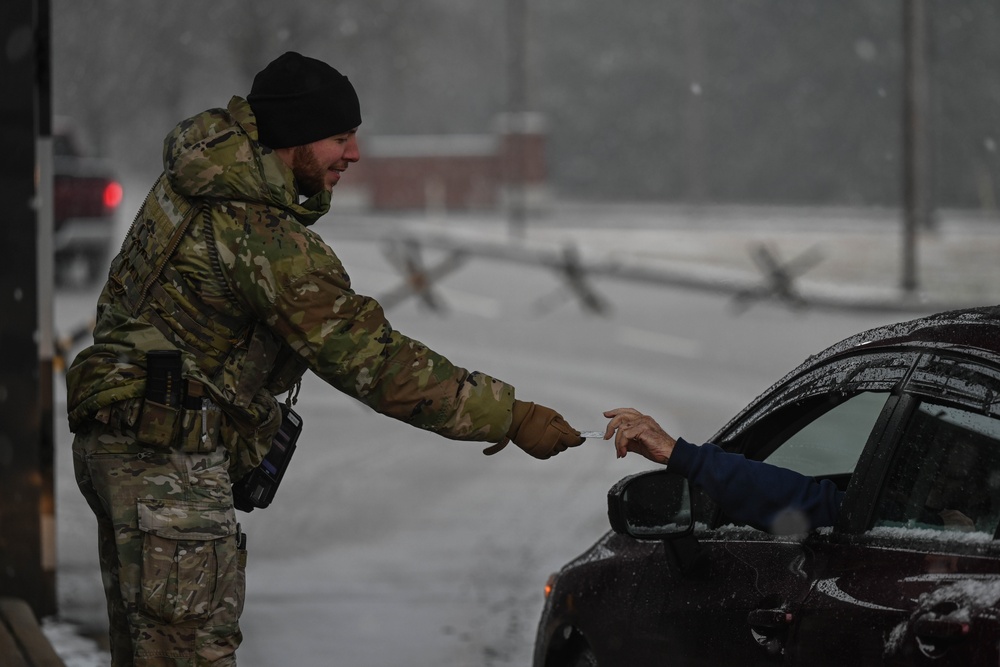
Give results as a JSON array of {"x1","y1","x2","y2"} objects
[
  {"x1": 748, "y1": 609, "x2": 793, "y2": 656},
  {"x1": 913, "y1": 617, "x2": 971, "y2": 641},
  {"x1": 747, "y1": 609, "x2": 793, "y2": 630}
]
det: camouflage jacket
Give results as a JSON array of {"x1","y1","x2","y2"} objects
[{"x1": 66, "y1": 96, "x2": 515, "y2": 476}]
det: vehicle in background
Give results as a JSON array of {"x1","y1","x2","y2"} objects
[
  {"x1": 53, "y1": 117, "x2": 122, "y2": 287},
  {"x1": 534, "y1": 305, "x2": 1000, "y2": 666}
]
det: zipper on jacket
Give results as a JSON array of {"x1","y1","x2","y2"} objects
[{"x1": 110, "y1": 175, "x2": 162, "y2": 295}]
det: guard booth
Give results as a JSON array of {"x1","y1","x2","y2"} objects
[{"x1": 0, "y1": 0, "x2": 58, "y2": 619}]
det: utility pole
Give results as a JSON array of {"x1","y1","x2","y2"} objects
[
  {"x1": 901, "y1": 0, "x2": 932, "y2": 293},
  {"x1": 0, "y1": 0, "x2": 57, "y2": 617},
  {"x1": 505, "y1": 0, "x2": 528, "y2": 240}
]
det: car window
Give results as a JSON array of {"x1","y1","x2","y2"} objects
[
  {"x1": 763, "y1": 391, "x2": 890, "y2": 477},
  {"x1": 872, "y1": 401, "x2": 1000, "y2": 537}
]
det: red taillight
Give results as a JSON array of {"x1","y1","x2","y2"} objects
[{"x1": 103, "y1": 181, "x2": 123, "y2": 209}]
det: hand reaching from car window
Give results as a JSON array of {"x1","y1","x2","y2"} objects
[
  {"x1": 603, "y1": 408, "x2": 676, "y2": 464},
  {"x1": 938, "y1": 508, "x2": 976, "y2": 531}
]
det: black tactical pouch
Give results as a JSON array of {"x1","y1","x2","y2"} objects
[
  {"x1": 231, "y1": 404, "x2": 303, "y2": 512},
  {"x1": 135, "y1": 351, "x2": 222, "y2": 453},
  {"x1": 135, "y1": 350, "x2": 183, "y2": 448}
]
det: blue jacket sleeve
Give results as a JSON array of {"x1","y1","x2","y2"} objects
[{"x1": 667, "y1": 438, "x2": 844, "y2": 532}]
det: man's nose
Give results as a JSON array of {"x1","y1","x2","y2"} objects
[{"x1": 345, "y1": 136, "x2": 361, "y2": 162}]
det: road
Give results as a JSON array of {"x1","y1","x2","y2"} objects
[{"x1": 52, "y1": 219, "x2": 898, "y2": 666}]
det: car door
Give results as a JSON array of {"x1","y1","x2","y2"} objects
[
  {"x1": 785, "y1": 352, "x2": 1000, "y2": 666},
  {"x1": 624, "y1": 350, "x2": 914, "y2": 665}
]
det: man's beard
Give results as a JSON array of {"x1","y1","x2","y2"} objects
[{"x1": 290, "y1": 145, "x2": 326, "y2": 197}]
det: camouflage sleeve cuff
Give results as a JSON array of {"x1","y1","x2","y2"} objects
[{"x1": 440, "y1": 371, "x2": 515, "y2": 442}]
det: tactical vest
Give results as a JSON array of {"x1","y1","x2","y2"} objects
[{"x1": 71, "y1": 174, "x2": 307, "y2": 477}]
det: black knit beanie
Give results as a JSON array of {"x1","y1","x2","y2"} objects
[{"x1": 247, "y1": 51, "x2": 362, "y2": 149}]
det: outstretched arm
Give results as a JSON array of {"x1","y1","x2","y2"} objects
[{"x1": 604, "y1": 408, "x2": 843, "y2": 532}]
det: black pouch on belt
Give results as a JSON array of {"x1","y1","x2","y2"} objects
[
  {"x1": 232, "y1": 404, "x2": 303, "y2": 512},
  {"x1": 135, "y1": 350, "x2": 183, "y2": 448}
]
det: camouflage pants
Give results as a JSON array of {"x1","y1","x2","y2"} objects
[{"x1": 73, "y1": 423, "x2": 247, "y2": 666}]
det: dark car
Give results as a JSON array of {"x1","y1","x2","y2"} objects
[{"x1": 534, "y1": 306, "x2": 1000, "y2": 666}]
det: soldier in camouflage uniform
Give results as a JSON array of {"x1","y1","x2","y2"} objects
[{"x1": 67, "y1": 51, "x2": 584, "y2": 666}]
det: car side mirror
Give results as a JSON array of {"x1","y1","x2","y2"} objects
[{"x1": 607, "y1": 470, "x2": 694, "y2": 540}]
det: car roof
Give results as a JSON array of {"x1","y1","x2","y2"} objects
[
  {"x1": 810, "y1": 305, "x2": 1000, "y2": 365},
  {"x1": 731, "y1": 306, "x2": 1000, "y2": 429},
  {"x1": 712, "y1": 305, "x2": 1000, "y2": 449}
]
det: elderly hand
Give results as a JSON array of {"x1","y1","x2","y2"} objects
[{"x1": 603, "y1": 407, "x2": 676, "y2": 464}]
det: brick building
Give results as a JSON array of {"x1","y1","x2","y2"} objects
[{"x1": 340, "y1": 112, "x2": 549, "y2": 212}]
